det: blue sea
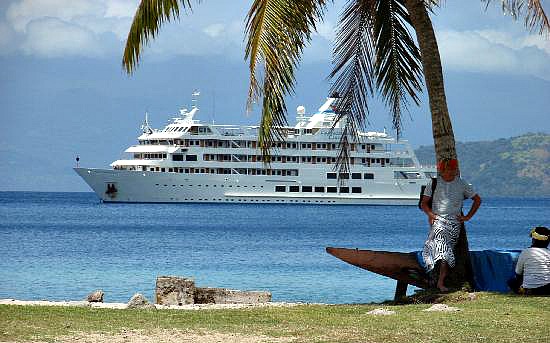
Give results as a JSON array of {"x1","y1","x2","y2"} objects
[{"x1": 0, "y1": 192, "x2": 548, "y2": 304}]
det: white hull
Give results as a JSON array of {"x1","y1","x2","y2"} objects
[{"x1": 75, "y1": 168, "x2": 423, "y2": 205}]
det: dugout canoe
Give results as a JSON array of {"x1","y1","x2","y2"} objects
[{"x1": 325, "y1": 247, "x2": 430, "y2": 289}]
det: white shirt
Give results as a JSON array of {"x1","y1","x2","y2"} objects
[
  {"x1": 515, "y1": 247, "x2": 550, "y2": 289},
  {"x1": 423, "y1": 176, "x2": 476, "y2": 216}
]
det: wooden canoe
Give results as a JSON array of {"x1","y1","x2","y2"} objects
[{"x1": 326, "y1": 247, "x2": 430, "y2": 289}]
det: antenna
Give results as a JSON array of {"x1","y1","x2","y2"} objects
[
  {"x1": 212, "y1": 90, "x2": 216, "y2": 125},
  {"x1": 141, "y1": 111, "x2": 153, "y2": 134},
  {"x1": 192, "y1": 89, "x2": 200, "y2": 108}
]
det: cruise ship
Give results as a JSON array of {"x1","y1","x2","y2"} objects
[{"x1": 75, "y1": 95, "x2": 436, "y2": 205}]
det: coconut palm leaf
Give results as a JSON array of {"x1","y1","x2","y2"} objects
[
  {"x1": 328, "y1": 0, "x2": 377, "y2": 173},
  {"x1": 329, "y1": 0, "x2": 422, "y2": 172},
  {"x1": 245, "y1": 0, "x2": 327, "y2": 158},
  {"x1": 123, "y1": 0, "x2": 197, "y2": 74},
  {"x1": 373, "y1": 0, "x2": 423, "y2": 138},
  {"x1": 329, "y1": 0, "x2": 376, "y2": 130},
  {"x1": 482, "y1": 0, "x2": 550, "y2": 35}
]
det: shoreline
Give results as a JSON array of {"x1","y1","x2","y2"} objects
[{"x1": 0, "y1": 298, "x2": 309, "y2": 310}]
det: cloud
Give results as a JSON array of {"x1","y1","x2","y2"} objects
[
  {"x1": 20, "y1": 17, "x2": 104, "y2": 57},
  {"x1": 0, "y1": 0, "x2": 249, "y2": 59},
  {"x1": 0, "y1": 0, "x2": 135, "y2": 57},
  {"x1": 203, "y1": 23, "x2": 226, "y2": 38},
  {"x1": 437, "y1": 29, "x2": 550, "y2": 81}
]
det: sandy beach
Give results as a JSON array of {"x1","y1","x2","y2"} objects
[{"x1": 0, "y1": 298, "x2": 305, "y2": 311}]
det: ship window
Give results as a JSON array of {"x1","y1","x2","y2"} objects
[
  {"x1": 168, "y1": 168, "x2": 173, "y2": 172},
  {"x1": 327, "y1": 173, "x2": 337, "y2": 179},
  {"x1": 340, "y1": 187, "x2": 349, "y2": 193},
  {"x1": 289, "y1": 186, "x2": 299, "y2": 192},
  {"x1": 364, "y1": 173, "x2": 374, "y2": 179},
  {"x1": 352, "y1": 187, "x2": 362, "y2": 193},
  {"x1": 275, "y1": 186, "x2": 286, "y2": 192},
  {"x1": 339, "y1": 173, "x2": 349, "y2": 179},
  {"x1": 394, "y1": 171, "x2": 407, "y2": 179},
  {"x1": 172, "y1": 154, "x2": 184, "y2": 161},
  {"x1": 327, "y1": 187, "x2": 337, "y2": 193},
  {"x1": 314, "y1": 186, "x2": 324, "y2": 193},
  {"x1": 186, "y1": 155, "x2": 198, "y2": 161},
  {"x1": 352, "y1": 173, "x2": 361, "y2": 179},
  {"x1": 161, "y1": 168, "x2": 165, "y2": 172},
  {"x1": 302, "y1": 186, "x2": 312, "y2": 192}
]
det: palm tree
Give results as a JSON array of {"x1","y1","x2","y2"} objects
[{"x1": 123, "y1": 0, "x2": 549, "y2": 288}]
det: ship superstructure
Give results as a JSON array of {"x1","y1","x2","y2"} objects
[{"x1": 75, "y1": 96, "x2": 435, "y2": 205}]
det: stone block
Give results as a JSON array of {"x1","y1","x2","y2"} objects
[
  {"x1": 85, "y1": 289, "x2": 104, "y2": 303},
  {"x1": 194, "y1": 287, "x2": 271, "y2": 304},
  {"x1": 127, "y1": 293, "x2": 156, "y2": 309},
  {"x1": 155, "y1": 276, "x2": 195, "y2": 305}
]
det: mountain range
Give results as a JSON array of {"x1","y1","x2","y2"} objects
[{"x1": 415, "y1": 133, "x2": 550, "y2": 197}]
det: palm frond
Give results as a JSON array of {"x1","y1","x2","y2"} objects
[
  {"x1": 329, "y1": 0, "x2": 377, "y2": 173},
  {"x1": 245, "y1": 0, "x2": 327, "y2": 159},
  {"x1": 482, "y1": 0, "x2": 550, "y2": 36},
  {"x1": 329, "y1": 0, "x2": 422, "y2": 173},
  {"x1": 123, "y1": 0, "x2": 197, "y2": 74},
  {"x1": 373, "y1": 0, "x2": 423, "y2": 138},
  {"x1": 330, "y1": 0, "x2": 376, "y2": 131}
]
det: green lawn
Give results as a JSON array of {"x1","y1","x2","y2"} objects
[{"x1": 1, "y1": 293, "x2": 549, "y2": 343}]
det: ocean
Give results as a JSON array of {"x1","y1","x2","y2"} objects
[{"x1": 0, "y1": 192, "x2": 548, "y2": 304}]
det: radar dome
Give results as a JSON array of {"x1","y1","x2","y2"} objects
[{"x1": 296, "y1": 106, "x2": 306, "y2": 115}]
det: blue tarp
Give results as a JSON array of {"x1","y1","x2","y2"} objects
[
  {"x1": 470, "y1": 250, "x2": 521, "y2": 292},
  {"x1": 416, "y1": 250, "x2": 522, "y2": 292}
]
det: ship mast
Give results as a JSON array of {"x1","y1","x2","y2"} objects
[{"x1": 141, "y1": 111, "x2": 153, "y2": 134}]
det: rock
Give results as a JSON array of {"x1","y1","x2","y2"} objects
[
  {"x1": 155, "y1": 276, "x2": 195, "y2": 305},
  {"x1": 86, "y1": 290, "x2": 104, "y2": 303},
  {"x1": 366, "y1": 308, "x2": 396, "y2": 315},
  {"x1": 423, "y1": 304, "x2": 461, "y2": 312},
  {"x1": 194, "y1": 288, "x2": 272, "y2": 304},
  {"x1": 127, "y1": 293, "x2": 156, "y2": 309}
]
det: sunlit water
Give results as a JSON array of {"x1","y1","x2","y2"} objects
[{"x1": 0, "y1": 192, "x2": 548, "y2": 303}]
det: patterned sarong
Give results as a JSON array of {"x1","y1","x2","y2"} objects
[{"x1": 422, "y1": 215, "x2": 461, "y2": 272}]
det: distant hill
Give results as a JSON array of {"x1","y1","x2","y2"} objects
[{"x1": 414, "y1": 133, "x2": 550, "y2": 197}]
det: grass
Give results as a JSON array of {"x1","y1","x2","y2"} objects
[{"x1": 1, "y1": 292, "x2": 549, "y2": 342}]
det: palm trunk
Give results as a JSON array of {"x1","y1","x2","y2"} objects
[{"x1": 404, "y1": 0, "x2": 472, "y2": 290}]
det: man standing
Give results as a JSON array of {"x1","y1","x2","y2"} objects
[{"x1": 420, "y1": 159, "x2": 482, "y2": 291}]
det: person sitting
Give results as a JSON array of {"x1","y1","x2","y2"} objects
[
  {"x1": 508, "y1": 226, "x2": 550, "y2": 295},
  {"x1": 420, "y1": 158, "x2": 481, "y2": 292}
]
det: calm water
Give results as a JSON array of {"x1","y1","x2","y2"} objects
[{"x1": 0, "y1": 192, "x2": 548, "y2": 304}]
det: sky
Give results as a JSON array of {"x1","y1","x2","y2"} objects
[{"x1": 1, "y1": 0, "x2": 549, "y2": 191}]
